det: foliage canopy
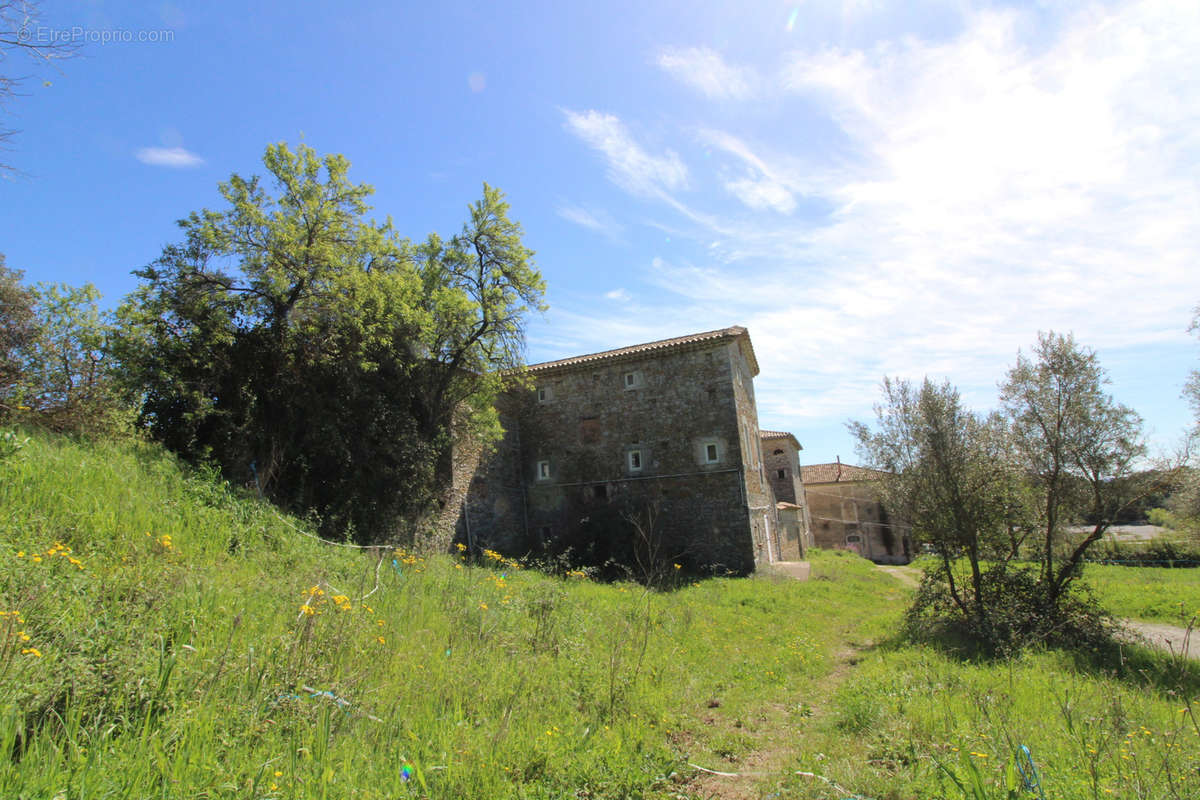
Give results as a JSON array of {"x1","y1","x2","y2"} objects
[
  {"x1": 854, "y1": 332, "x2": 1157, "y2": 653},
  {"x1": 116, "y1": 143, "x2": 545, "y2": 544}
]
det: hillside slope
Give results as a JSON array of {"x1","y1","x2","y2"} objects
[{"x1": 3, "y1": 432, "x2": 1199, "y2": 799}]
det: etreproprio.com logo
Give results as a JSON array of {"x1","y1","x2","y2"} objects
[{"x1": 19, "y1": 25, "x2": 175, "y2": 45}]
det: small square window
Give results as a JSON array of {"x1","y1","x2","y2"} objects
[
  {"x1": 536, "y1": 460, "x2": 550, "y2": 480},
  {"x1": 705, "y1": 443, "x2": 719, "y2": 463},
  {"x1": 537, "y1": 386, "x2": 549, "y2": 403},
  {"x1": 777, "y1": 468, "x2": 787, "y2": 480},
  {"x1": 627, "y1": 449, "x2": 642, "y2": 471}
]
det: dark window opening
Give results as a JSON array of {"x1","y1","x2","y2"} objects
[{"x1": 777, "y1": 468, "x2": 787, "y2": 480}]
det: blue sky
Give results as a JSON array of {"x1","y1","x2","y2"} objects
[{"x1": 2, "y1": 0, "x2": 1198, "y2": 466}]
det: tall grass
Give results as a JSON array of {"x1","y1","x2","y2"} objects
[
  {"x1": 2, "y1": 430, "x2": 1198, "y2": 798},
  {"x1": 0, "y1": 431, "x2": 897, "y2": 798}
]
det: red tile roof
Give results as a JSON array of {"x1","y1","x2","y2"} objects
[
  {"x1": 760, "y1": 430, "x2": 801, "y2": 450},
  {"x1": 800, "y1": 462, "x2": 887, "y2": 484},
  {"x1": 526, "y1": 326, "x2": 758, "y2": 376}
]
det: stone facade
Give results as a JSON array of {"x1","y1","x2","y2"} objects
[
  {"x1": 458, "y1": 327, "x2": 785, "y2": 574},
  {"x1": 759, "y1": 431, "x2": 813, "y2": 560},
  {"x1": 800, "y1": 462, "x2": 912, "y2": 564}
]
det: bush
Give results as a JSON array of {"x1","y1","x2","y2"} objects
[{"x1": 906, "y1": 563, "x2": 1116, "y2": 656}]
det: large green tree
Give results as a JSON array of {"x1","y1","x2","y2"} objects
[
  {"x1": 852, "y1": 377, "x2": 1036, "y2": 646},
  {"x1": 116, "y1": 143, "x2": 544, "y2": 544},
  {"x1": 999, "y1": 332, "x2": 1147, "y2": 603},
  {"x1": 854, "y1": 333, "x2": 1149, "y2": 652},
  {"x1": 0, "y1": 254, "x2": 36, "y2": 410},
  {"x1": 1, "y1": 257, "x2": 125, "y2": 433}
]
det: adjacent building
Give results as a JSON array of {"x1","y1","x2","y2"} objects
[
  {"x1": 800, "y1": 461, "x2": 912, "y2": 564},
  {"x1": 760, "y1": 430, "x2": 814, "y2": 561}
]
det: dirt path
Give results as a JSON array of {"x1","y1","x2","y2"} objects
[
  {"x1": 870, "y1": 564, "x2": 1200, "y2": 662},
  {"x1": 1121, "y1": 620, "x2": 1200, "y2": 660},
  {"x1": 876, "y1": 564, "x2": 921, "y2": 588}
]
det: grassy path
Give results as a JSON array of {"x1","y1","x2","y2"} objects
[{"x1": 678, "y1": 556, "x2": 904, "y2": 799}]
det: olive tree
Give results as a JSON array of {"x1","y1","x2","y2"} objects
[
  {"x1": 852, "y1": 378, "x2": 1035, "y2": 646},
  {"x1": 999, "y1": 332, "x2": 1147, "y2": 603},
  {"x1": 854, "y1": 333, "x2": 1149, "y2": 652}
]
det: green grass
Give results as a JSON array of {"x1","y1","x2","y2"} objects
[
  {"x1": 2, "y1": 430, "x2": 1200, "y2": 799},
  {"x1": 1081, "y1": 562, "x2": 1200, "y2": 624},
  {"x1": 910, "y1": 554, "x2": 1200, "y2": 626}
]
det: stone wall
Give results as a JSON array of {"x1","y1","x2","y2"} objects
[
  {"x1": 775, "y1": 504, "x2": 806, "y2": 561},
  {"x1": 805, "y1": 479, "x2": 911, "y2": 564},
  {"x1": 760, "y1": 435, "x2": 813, "y2": 558},
  {"x1": 459, "y1": 334, "x2": 768, "y2": 574}
]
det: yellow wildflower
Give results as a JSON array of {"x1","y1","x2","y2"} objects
[{"x1": 21, "y1": 647, "x2": 41, "y2": 657}]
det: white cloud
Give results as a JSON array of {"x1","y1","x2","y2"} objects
[
  {"x1": 136, "y1": 146, "x2": 204, "y2": 168},
  {"x1": 562, "y1": 110, "x2": 688, "y2": 199},
  {"x1": 700, "y1": 129, "x2": 799, "y2": 213},
  {"x1": 556, "y1": 203, "x2": 623, "y2": 239},
  {"x1": 548, "y1": 1, "x2": 1200, "y2": 457},
  {"x1": 605, "y1": 288, "x2": 632, "y2": 302},
  {"x1": 656, "y1": 46, "x2": 756, "y2": 99}
]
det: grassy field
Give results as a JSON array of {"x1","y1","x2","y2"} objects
[
  {"x1": 1082, "y1": 563, "x2": 1200, "y2": 625},
  {"x1": 3, "y1": 431, "x2": 1200, "y2": 799}
]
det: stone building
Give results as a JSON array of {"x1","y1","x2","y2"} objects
[
  {"x1": 458, "y1": 326, "x2": 786, "y2": 574},
  {"x1": 760, "y1": 430, "x2": 814, "y2": 560},
  {"x1": 800, "y1": 461, "x2": 912, "y2": 564}
]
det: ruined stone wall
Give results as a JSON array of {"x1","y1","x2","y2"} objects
[{"x1": 457, "y1": 403, "x2": 529, "y2": 554}]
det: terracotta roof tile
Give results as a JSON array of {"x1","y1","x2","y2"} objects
[
  {"x1": 800, "y1": 462, "x2": 887, "y2": 484},
  {"x1": 526, "y1": 326, "x2": 758, "y2": 375},
  {"x1": 759, "y1": 430, "x2": 801, "y2": 450}
]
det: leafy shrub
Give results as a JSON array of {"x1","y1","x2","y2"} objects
[{"x1": 906, "y1": 563, "x2": 1116, "y2": 656}]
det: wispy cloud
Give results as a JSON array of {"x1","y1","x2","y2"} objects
[
  {"x1": 701, "y1": 129, "x2": 801, "y2": 214},
  {"x1": 135, "y1": 146, "x2": 204, "y2": 168},
  {"x1": 656, "y1": 46, "x2": 756, "y2": 99},
  {"x1": 605, "y1": 288, "x2": 632, "y2": 302},
  {"x1": 556, "y1": 203, "x2": 624, "y2": 239},
  {"x1": 547, "y1": 2, "x2": 1200, "y2": 452},
  {"x1": 562, "y1": 110, "x2": 688, "y2": 200}
]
